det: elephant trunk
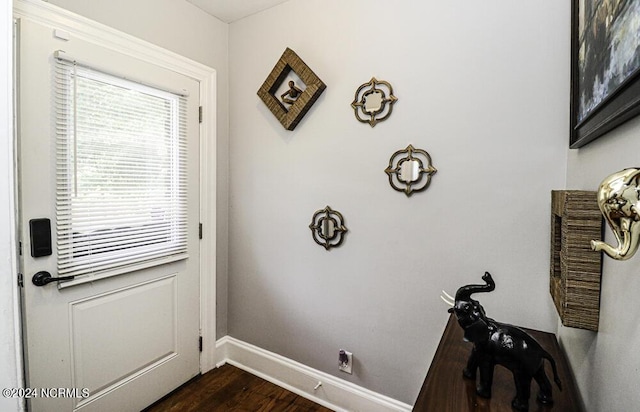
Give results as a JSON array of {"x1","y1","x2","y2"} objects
[
  {"x1": 592, "y1": 218, "x2": 640, "y2": 260},
  {"x1": 455, "y1": 272, "x2": 496, "y2": 302}
]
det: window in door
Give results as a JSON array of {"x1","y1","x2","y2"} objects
[{"x1": 54, "y1": 55, "x2": 188, "y2": 280}]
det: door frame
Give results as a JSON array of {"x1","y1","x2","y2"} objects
[
  {"x1": 13, "y1": 0, "x2": 218, "y2": 385},
  {"x1": 1, "y1": 0, "x2": 22, "y2": 411}
]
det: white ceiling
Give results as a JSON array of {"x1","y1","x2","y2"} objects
[{"x1": 187, "y1": 0, "x2": 291, "y2": 23}]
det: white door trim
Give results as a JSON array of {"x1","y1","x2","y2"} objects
[
  {"x1": 1, "y1": 1, "x2": 23, "y2": 411},
  {"x1": 13, "y1": 0, "x2": 218, "y2": 375}
]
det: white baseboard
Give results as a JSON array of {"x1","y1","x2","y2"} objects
[{"x1": 215, "y1": 336, "x2": 412, "y2": 412}]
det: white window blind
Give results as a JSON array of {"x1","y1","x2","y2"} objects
[{"x1": 54, "y1": 55, "x2": 188, "y2": 279}]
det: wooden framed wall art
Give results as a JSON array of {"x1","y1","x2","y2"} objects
[{"x1": 257, "y1": 48, "x2": 326, "y2": 131}]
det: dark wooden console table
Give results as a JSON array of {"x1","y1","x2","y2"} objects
[{"x1": 413, "y1": 315, "x2": 583, "y2": 412}]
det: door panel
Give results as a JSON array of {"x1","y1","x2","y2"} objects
[
  {"x1": 70, "y1": 275, "x2": 178, "y2": 399},
  {"x1": 18, "y1": 18, "x2": 200, "y2": 412}
]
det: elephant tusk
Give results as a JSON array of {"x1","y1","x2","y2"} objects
[
  {"x1": 440, "y1": 294, "x2": 454, "y2": 307},
  {"x1": 442, "y1": 290, "x2": 455, "y2": 301}
]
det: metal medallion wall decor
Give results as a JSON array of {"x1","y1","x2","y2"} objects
[
  {"x1": 384, "y1": 144, "x2": 437, "y2": 196},
  {"x1": 351, "y1": 77, "x2": 397, "y2": 127},
  {"x1": 309, "y1": 206, "x2": 348, "y2": 250},
  {"x1": 257, "y1": 48, "x2": 326, "y2": 131}
]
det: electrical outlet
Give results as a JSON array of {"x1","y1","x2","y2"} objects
[{"x1": 338, "y1": 349, "x2": 353, "y2": 374}]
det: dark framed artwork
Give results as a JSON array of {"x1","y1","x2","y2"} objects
[{"x1": 570, "y1": 0, "x2": 640, "y2": 148}]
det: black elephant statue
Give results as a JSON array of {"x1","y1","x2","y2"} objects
[{"x1": 444, "y1": 272, "x2": 562, "y2": 411}]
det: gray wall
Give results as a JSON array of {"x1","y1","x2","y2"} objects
[
  {"x1": 228, "y1": 0, "x2": 569, "y2": 404},
  {"x1": 46, "y1": 0, "x2": 231, "y2": 337},
  {"x1": 561, "y1": 116, "x2": 640, "y2": 412}
]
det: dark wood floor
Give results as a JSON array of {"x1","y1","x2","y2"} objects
[{"x1": 143, "y1": 364, "x2": 334, "y2": 412}]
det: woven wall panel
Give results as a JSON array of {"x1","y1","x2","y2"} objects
[{"x1": 550, "y1": 190, "x2": 603, "y2": 331}]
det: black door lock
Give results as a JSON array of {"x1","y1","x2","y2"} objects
[{"x1": 29, "y1": 218, "x2": 52, "y2": 258}]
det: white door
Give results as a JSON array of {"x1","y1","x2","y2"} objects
[{"x1": 17, "y1": 18, "x2": 201, "y2": 412}]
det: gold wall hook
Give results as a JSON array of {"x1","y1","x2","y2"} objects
[{"x1": 592, "y1": 168, "x2": 640, "y2": 260}]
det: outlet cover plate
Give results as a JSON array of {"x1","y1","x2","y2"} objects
[{"x1": 339, "y1": 350, "x2": 353, "y2": 374}]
